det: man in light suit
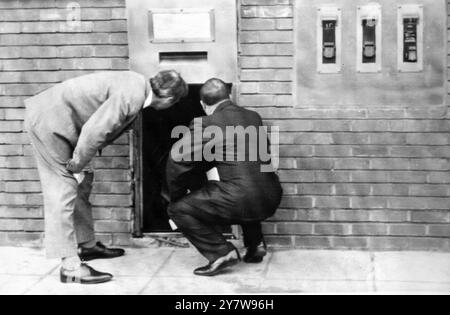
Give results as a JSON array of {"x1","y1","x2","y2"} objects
[
  {"x1": 167, "y1": 79, "x2": 282, "y2": 277},
  {"x1": 25, "y1": 70, "x2": 188, "y2": 284}
]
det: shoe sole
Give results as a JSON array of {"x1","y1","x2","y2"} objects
[
  {"x1": 244, "y1": 250, "x2": 267, "y2": 264},
  {"x1": 244, "y1": 256, "x2": 264, "y2": 264},
  {"x1": 60, "y1": 275, "x2": 113, "y2": 285},
  {"x1": 195, "y1": 258, "x2": 241, "y2": 277},
  {"x1": 79, "y1": 253, "x2": 125, "y2": 262}
]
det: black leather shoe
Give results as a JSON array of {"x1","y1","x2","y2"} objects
[
  {"x1": 60, "y1": 263, "x2": 113, "y2": 284},
  {"x1": 194, "y1": 249, "x2": 241, "y2": 277},
  {"x1": 78, "y1": 242, "x2": 125, "y2": 262},
  {"x1": 244, "y1": 240, "x2": 267, "y2": 264}
]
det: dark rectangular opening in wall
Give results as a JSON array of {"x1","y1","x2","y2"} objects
[
  {"x1": 140, "y1": 84, "x2": 232, "y2": 233},
  {"x1": 141, "y1": 84, "x2": 205, "y2": 232},
  {"x1": 159, "y1": 52, "x2": 208, "y2": 65}
]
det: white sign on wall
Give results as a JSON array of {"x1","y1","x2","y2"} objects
[{"x1": 149, "y1": 9, "x2": 215, "y2": 43}]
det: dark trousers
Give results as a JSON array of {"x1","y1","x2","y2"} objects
[{"x1": 168, "y1": 200, "x2": 265, "y2": 263}]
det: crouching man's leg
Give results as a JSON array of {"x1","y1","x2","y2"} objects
[
  {"x1": 74, "y1": 170, "x2": 125, "y2": 262},
  {"x1": 168, "y1": 200, "x2": 241, "y2": 277},
  {"x1": 242, "y1": 222, "x2": 267, "y2": 264}
]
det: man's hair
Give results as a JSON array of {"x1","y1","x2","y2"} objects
[
  {"x1": 150, "y1": 70, "x2": 189, "y2": 100},
  {"x1": 200, "y1": 78, "x2": 230, "y2": 106}
]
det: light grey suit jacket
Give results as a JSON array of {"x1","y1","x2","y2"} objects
[{"x1": 25, "y1": 71, "x2": 150, "y2": 171}]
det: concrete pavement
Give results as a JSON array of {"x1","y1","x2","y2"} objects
[{"x1": 0, "y1": 246, "x2": 449, "y2": 294}]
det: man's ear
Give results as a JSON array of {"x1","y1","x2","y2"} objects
[{"x1": 166, "y1": 96, "x2": 176, "y2": 104}]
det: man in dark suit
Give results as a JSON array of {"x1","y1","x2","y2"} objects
[
  {"x1": 25, "y1": 70, "x2": 188, "y2": 284},
  {"x1": 167, "y1": 79, "x2": 283, "y2": 277}
]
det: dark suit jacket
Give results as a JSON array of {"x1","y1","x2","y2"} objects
[
  {"x1": 166, "y1": 101, "x2": 282, "y2": 221},
  {"x1": 25, "y1": 71, "x2": 150, "y2": 170}
]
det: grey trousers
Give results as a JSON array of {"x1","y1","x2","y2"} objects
[{"x1": 26, "y1": 123, "x2": 95, "y2": 259}]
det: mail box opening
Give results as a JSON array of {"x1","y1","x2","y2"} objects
[{"x1": 159, "y1": 52, "x2": 208, "y2": 66}]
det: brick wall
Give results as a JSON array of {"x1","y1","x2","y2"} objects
[
  {"x1": 239, "y1": 0, "x2": 449, "y2": 251},
  {"x1": 0, "y1": 0, "x2": 132, "y2": 246},
  {"x1": 0, "y1": 0, "x2": 448, "y2": 251}
]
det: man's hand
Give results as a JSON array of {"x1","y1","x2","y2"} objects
[{"x1": 66, "y1": 158, "x2": 83, "y2": 174}]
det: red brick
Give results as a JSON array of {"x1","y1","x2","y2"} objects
[
  {"x1": 94, "y1": 170, "x2": 130, "y2": 182},
  {"x1": 94, "y1": 220, "x2": 130, "y2": 233},
  {"x1": 262, "y1": 222, "x2": 277, "y2": 234},
  {"x1": 0, "y1": 219, "x2": 24, "y2": 231},
  {"x1": 93, "y1": 20, "x2": 127, "y2": 32},
  {"x1": 312, "y1": 121, "x2": 352, "y2": 132},
  {"x1": 369, "y1": 210, "x2": 408, "y2": 222},
  {"x1": 92, "y1": 208, "x2": 113, "y2": 220},
  {"x1": 331, "y1": 237, "x2": 368, "y2": 249},
  {"x1": 368, "y1": 237, "x2": 409, "y2": 250},
  {"x1": 426, "y1": 198, "x2": 450, "y2": 210},
  {"x1": 240, "y1": 56, "x2": 293, "y2": 68},
  {"x1": 0, "y1": 47, "x2": 21, "y2": 59},
  {"x1": 351, "y1": 224, "x2": 388, "y2": 236},
  {"x1": 369, "y1": 133, "x2": 407, "y2": 145},
  {"x1": 265, "y1": 236, "x2": 293, "y2": 247},
  {"x1": 334, "y1": 159, "x2": 370, "y2": 170},
  {"x1": 93, "y1": 157, "x2": 129, "y2": 169},
  {"x1": 6, "y1": 182, "x2": 41, "y2": 193},
  {"x1": 313, "y1": 223, "x2": 350, "y2": 236},
  {"x1": 279, "y1": 183, "x2": 297, "y2": 195},
  {"x1": 428, "y1": 172, "x2": 450, "y2": 184},
  {"x1": 0, "y1": 206, "x2": 43, "y2": 219},
  {"x1": 294, "y1": 236, "x2": 331, "y2": 248},
  {"x1": 296, "y1": 158, "x2": 333, "y2": 170},
  {"x1": 410, "y1": 159, "x2": 449, "y2": 171},
  {"x1": 409, "y1": 185, "x2": 449, "y2": 197},
  {"x1": 391, "y1": 146, "x2": 450, "y2": 158},
  {"x1": 241, "y1": 19, "x2": 276, "y2": 31},
  {"x1": 298, "y1": 184, "x2": 333, "y2": 195},
  {"x1": 269, "y1": 209, "x2": 296, "y2": 222},
  {"x1": 240, "y1": 43, "x2": 293, "y2": 56},
  {"x1": 23, "y1": 219, "x2": 44, "y2": 232},
  {"x1": 352, "y1": 120, "x2": 389, "y2": 132},
  {"x1": 411, "y1": 211, "x2": 449, "y2": 223},
  {"x1": 314, "y1": 146, "x2": 352, "y2": 157},
  {"x1": 408, "y1": 238, "x2": 449, "y2": 251},
  {"x1": 335, "y1": 184, "x2": 371, "y2": 196},
  {"x1": 279, "y1": 196, "x2": 313, "y2": 209},
  {"x1": 390, "y1": 171, "x2": 428, "y2": 183},
  {"x1": 352, "y1": 146, "x2": 389, "y2": 157},
  {"x1": 370, "y1": 158, "x2": 409, "y2": 170},
  {"x1": 6, "y1": 232, "x2": 43, "y2": 245},
  {"x1": 0, "y1": 144, "x2": 23, "y2": 156},
  {"x1": 241, "y1": 6, "x2": 293, "y2": 18},
  {"x1": 387, "y1": 197, "x2": 428, "y2": 210},
  {"x1": 333, "y1": 210, "x2": 370, "y2": 222},
  {"x1": 296, "y1": 210, "x2": 332, "y2": 221},
  {"x1": 314, "y1": 196, "x2": 350, "y2": 209},
  {"x1": 372, "y1": 184, "x2": 410, "y2": 196},
  {"x1": 241, "y1": 69, "x2": 292, "y2": 82},
  {"x1": 351, "y1": 197, "x2": 387, "y2": 209},
  {"x1": 93, "y1": 182, "x2": 131, "y2": 194},
  {"x1": 389, "y1": 224, "x2": 427, "y2": 236},
  {"x1": 277, "y1": 222, "x2": 313, "y2": 235},
  {"x1": 111, "y1": 208, "x2": 132, "y2": 221},
  {"x1": 94, "y1": 45, "x2": 128, "y2": 57},
  {"x1": 278, "y1": 145, "x2": 313, "y2": 157},
  {"x1": 101, "y1": 145, "x2": 129, "y2": 156},
  {"x1": 0, "y1": 169, "x2": 40, "y2": 181},
  {"x1": 351, "y1": 172, "x2": 389, "y2": 183},
  {"x1": 91, "y1": 194, "x2": 132, "y2": 207},
  {"x1": 314, "y1": 171, "x2": 350, "y2": 183}
]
